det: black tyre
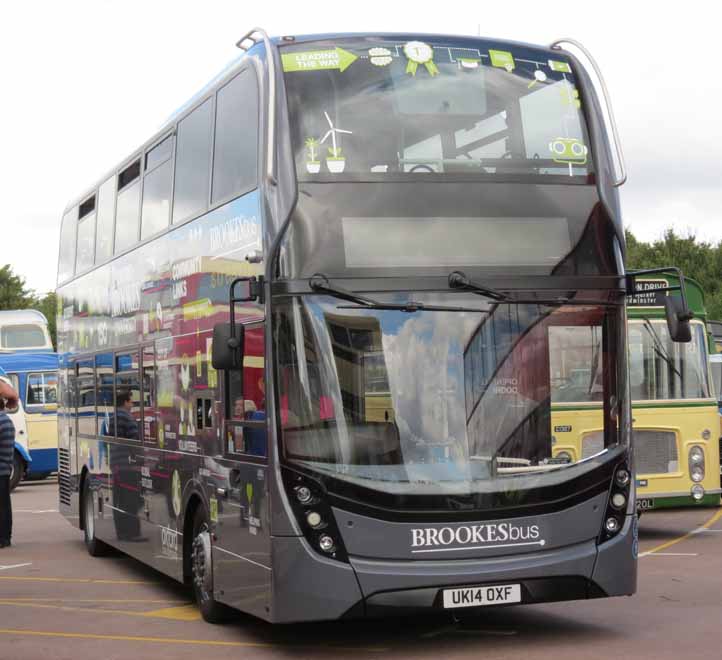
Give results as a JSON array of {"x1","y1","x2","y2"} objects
[
  {"x1": 190, "y1": 506, "x2": 232, "y2": 623},
  {"x1": 9, "y1": 453, "x2": 24, "y2": 491},
  {"x1": 82, "y1": 479, "x2": 110, "y2": 556}
]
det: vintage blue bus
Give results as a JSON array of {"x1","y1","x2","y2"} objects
[
  {"x1": 0, "y1": 352, "x2": 59, "y2": 489},
  {"x1": 55, "y1": 30, "x2": 691, "y2": 624}
]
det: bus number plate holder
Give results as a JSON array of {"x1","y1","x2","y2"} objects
[{"x1": 442, "y1": 584, "x2": 521, "y2": 609}]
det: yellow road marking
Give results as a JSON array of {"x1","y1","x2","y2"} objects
[
  {"x1": 0, "y1": 576, "x2": 154, "y2": 585},
  {"x1": 641, "y1": 507, "x2": 722, "y2": 556},
  {"x1": 0, "y1": 599, "x2": 197, "y2": 622},
  {"x1": 0, "y1": 628, "x2": 389, "y2": 652},
  {"x1": 140, "y1": 604, "x2": 202, "y2": 621},
  {"x1": 0, "y1": 598, "x2": 185, "y2": 604}
]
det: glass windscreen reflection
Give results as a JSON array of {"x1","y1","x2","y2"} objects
[{"x1": 276, "y1": 294, "x2": 619, "y2": 495}]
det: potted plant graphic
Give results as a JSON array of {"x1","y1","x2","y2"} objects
[
  {"x1": 320, "y1": 111, "x2": 351, "y2": 174},
  {"x1": 326, "y1": 146, "x2": 346, "y2": 173},
  {"x1": 304, "y1": 137, "x2": 321, "y2": 173}
]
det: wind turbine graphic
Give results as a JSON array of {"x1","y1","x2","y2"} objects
[{"x1": 320, "y1": 111, "x2": 352, "y2": 156}]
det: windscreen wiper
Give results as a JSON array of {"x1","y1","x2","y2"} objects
[
  {"x1": 642, "y1": 318, "x2": 683, "y2": 379},
  {"x1": 309, "y1": 274, "x2": 488, "y2": 314},
  {"x1": 448, "y1": 271, "x2": 624, "y2": 306},
  {"x1": 448, "y1": 271, "x2": 510, "y2": 302}
]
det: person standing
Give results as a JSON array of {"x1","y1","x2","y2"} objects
[{"x1": 0, "y1": 378, "x2": 19, "y2": 548}]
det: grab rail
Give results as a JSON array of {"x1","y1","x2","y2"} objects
[
  {"x1": 236, "y1": 28, "x2": 277, "y2": 186},
  {"x1": 551, "y1": 38, "x2": 627, "y2": 187}
]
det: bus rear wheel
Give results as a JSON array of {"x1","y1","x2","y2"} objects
[
  {"x1": 190, "y1": 507, "x2": 231, "y2": 623},
  {"x1": 82, "y1": 479, "x2": 110, "y2": 556},
  {"x1": 9, "y1": 453, "x2": 24, "y2": 491}
]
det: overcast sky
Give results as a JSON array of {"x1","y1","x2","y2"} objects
[{"x1": 1, "y1": 0, "x2": 719, "y2": 294}]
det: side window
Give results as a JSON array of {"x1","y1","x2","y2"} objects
[
  {"x1": 114, "y1": 160, "x2": 141, "y2": 254},
  {"x1": 114, "y1": 353, "x2": 140, "y2": 440},
  {"x1": 58, "y1": 208, "x2": 77, "y2": 284},
  {"x1": 196, "y1": 398, "x2": 214, "y2": 429},
  {"x1": 141, "y1": 135, "x2": 174, "y2": 240},
  {"x1": 212, "y1": 70, "x2": 259, "y2": 203},
  {"x1": 173, "y1": 99, "x2": 213, "y2": 224},
  {"x1": 96, "y1": 353, "x2": 114, "y2": 437},
  {"x1": 26, "y1": 372, "x2": 58, "y2": 410},
  {"x1": 141, "y1": 345, "x2": 156, "y2": 443},
  {"x1": 76, "y1": 359, "x2": 96, "y2": 437},
  {"x1": 95, "y1": 176, "x2": 117, "y2": 263},
  {"x1": 75, "y1": 196, "x2": 96, "y2": 273}
]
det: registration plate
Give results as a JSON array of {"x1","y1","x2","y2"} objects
[
  {"x1": 637, "y1": 498, "x2": 655, "y2": 511},
  {"x1": 442, "y1": 584, "x2": 521, "y2": 609}
]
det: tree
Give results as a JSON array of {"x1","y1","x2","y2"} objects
[
  {"x1": 625, "y1": 229, "x2": 722, "y2": 321},
  {"x1": 0, "y1": 264, "x2": 36, "y2": 310}
]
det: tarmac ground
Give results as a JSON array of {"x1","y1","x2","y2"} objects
[{"x1": 1, "y1": 478, "x2": 721, "y2": 660}]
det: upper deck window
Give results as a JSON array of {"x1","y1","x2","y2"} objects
[
  {"x1": 141, "y1": 135, "x2": 174, "y2": 239},
  {"x1": 212, "y1": 70, "x2": 259, "y2": 203},
  {"x1": 283, "y1": 38, "x2": 592, "y2": 182},
  {"x1": 95, "y1": 175, "x2": 116, "y2": 263},
  {"x1": 173, "y1": 99, "x2": 213, "y2": 224},
  {"x1": 1, "y1": 324, "x2": 47, "y2": 349},
  {"x1": 57, "y1": 208, "x2": 77, "y2": 284},
  {"x1": 115, "y1": 159, "x2": 141, "y2": 254},
  {"x1": 76, "y1": 195, "x2": 96, "y2": 273}
]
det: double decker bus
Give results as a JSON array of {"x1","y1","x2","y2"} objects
[
  {"x1": 553, "y1": 275, "x2": 721, "y2": 509},
  {"x1": 56, "y1": 30, "x2": 691, "y2": 623}
]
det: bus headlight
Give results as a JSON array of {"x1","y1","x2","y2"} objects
[
  {"x1": 556, "y1": 451, "x2": 572, "y2": 463},
  {"x1": 611, "y1": 493, "x2": 627, "y2": 510},
  {"x1": 691, "y1": 485, "x2": 705, "y2": 501},
  {"x1": 688, "y1": 445, "x2": 705, "y2": 482},
  {"x1": 615, "y1": 468, "x2": 631, "y2": 488}
]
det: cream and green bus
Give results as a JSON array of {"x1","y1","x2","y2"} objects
[{"x1": 552, "y1": 275, "x2": 721, "y2": 510}]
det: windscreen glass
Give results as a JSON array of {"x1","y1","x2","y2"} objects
[
  {"x1": 275, "y1": 293, "x2": 622, "y2": 502},
  {"x1": 1, "y1": 324, "x2": 47, "y2": 349},
  {"x1": 283, "y1": 37, "x2": 592, "y2": 181},
  {"x1": 627, "y1": 320, "x2": 710, "y2": 400}
]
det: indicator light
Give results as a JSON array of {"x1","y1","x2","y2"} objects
[
  {"x1": 319, "y1": 535, "x2": 336, "y2": 553},
  {"x1": 306, "y1": 511, "x2": 323, "y2": 528},
  {"x1": 605, "y1": 517, "x2": 620, "y2": 533},
  {"x1": 295, "y1": 486, "x2": 312, "y2": 504}
]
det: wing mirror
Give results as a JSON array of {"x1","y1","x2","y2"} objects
[
  {"x1": 212, "y1": 323, "x2": 244, "y2": 370},
  {"x1": 664, "y1": 296, "x2": 692, "y2": 343}
]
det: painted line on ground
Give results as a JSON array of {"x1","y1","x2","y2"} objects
[
  {"x1": 0, "y1": 629, "x2": 390, "y2": 652},
  {"x1": 0, "y1": 575, "x2": 155, "y2": 584},
  {"x1": 0, "y1": 563, "x2": 32, "y2": 571},
  {"x1": 14, "y1": 509, "x2": 59, "y2": 513},
  {"x1": 0, "y1": 599, "x2": 199, "y2": 622},
  {"x1": 0, "y1": 598, "x2": 186, "y2": 604},
  {"x1": 640, "y1": 507, "x2": 722, "y2": 557},
  {"x1": 643, "y1": 552, "x2": 698, "y2": 557}
]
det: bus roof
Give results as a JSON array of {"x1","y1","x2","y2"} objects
[{"x1": 0, "y1": 310, "x2": 49, "y2": 326}]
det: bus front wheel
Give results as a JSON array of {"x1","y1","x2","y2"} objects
[
  {"x1": 9, "y1": 453, "x2": 24, "y2": 491},
  {"x1": 190, "y1": 507, "x2": 232, "y2": 623}
]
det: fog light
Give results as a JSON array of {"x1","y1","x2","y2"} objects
[
  {"x1": 702, "y1": 429, "x2": 711, "y2": 440},
  {"x1": 691, "y1": 466, "x2": 704, "y2": 482},
  {"x1": 295, "y1": 486, "x2": 312, "y2": 504},
  {"x1": 611, "y1": 493, "x2": 627, "y2": 510},
  {"x1": 691, "y1": 485, "x2": 705, "y2": 501},
  {"x1": 605, "y1": 517, "x2": 620, "y2": 533},
  {"x1": 556, "y1": 451, "x2": 572, "y2": 463},
  {"x1": 319, "y1": 535, "x2": 336, "y2": 553},
  {"x1": 306, "y1": 511, "x2": 323, "y2": 528},
  {"x1": 690, "y1": 446, "x2": 704, "y2": 464},
  {"x1": 615, "y1": 468, "x2": 631, "y2": 488}
]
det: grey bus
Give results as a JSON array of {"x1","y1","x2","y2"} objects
[{"x1": 56, "y1": 30, "x2": 689, "y2": 623}]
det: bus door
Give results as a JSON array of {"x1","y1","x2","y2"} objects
[
  {"x1": 214, "y1": 320, "x2": 271, "y2": 614},
  {"x1": 107, "y1": 351, "x2": 145, "y2": 544}
]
